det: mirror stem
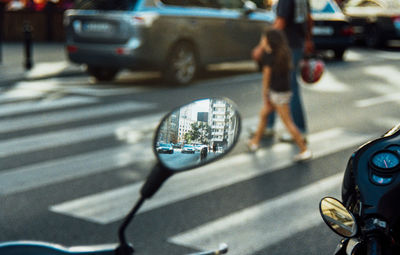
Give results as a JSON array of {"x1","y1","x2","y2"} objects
[
  {"x1": 140, "y1": 163, "x2": 172, "y2": 199},
  {"x1": 116, "y1": 163, "x2": 171, "y2": 254},
  {"x1": 117, "y1": 196, "x2": 146, "y2": 255}
]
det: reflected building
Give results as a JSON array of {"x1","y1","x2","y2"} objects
[
  {"x1": 178, "y1": 104, "x2": 195, "y2": 143},
  {"x1": 208, "y1": 99, "x2": 238, "y2": 149},
  {"x1": 158, "y1": 111, "x2": 179, "y2": 144}
]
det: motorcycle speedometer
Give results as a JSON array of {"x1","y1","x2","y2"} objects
[{"x1": 369, "y1": 150, "x2": 400, "y2": 173}]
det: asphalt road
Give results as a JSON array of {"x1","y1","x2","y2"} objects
[{"x1": 0, "y1": 46, "x2": 400, "y2": 255}]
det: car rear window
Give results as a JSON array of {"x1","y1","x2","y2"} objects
[{"x1": 74, "y1": 0, "x2": 139, "y2": 10}]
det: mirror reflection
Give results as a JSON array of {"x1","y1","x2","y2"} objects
[
  {"x1": 320, "y1": 197, "x2": 357, "y2": 237},
  {"x1": 155, "y1": 98, "x2": 240, "y2": 171}
]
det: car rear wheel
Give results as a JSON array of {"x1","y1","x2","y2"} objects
[
  {"x1": 164, "y1": 42, "x2": 198, "y2": 85},
  {"x1": 87, "y1": 66, "x2": 119, "y2": 82}
]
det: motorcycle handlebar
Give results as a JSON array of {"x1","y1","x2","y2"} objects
[{"x1": 367, "y1": 236, "x2": 382, "y2": 255}]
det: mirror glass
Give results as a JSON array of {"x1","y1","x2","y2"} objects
[
  {"x1": 154, "y1": 98, "x2": 241, "y2": 172},
  {"x1": 320, "y1": 197, "x2": 357, "y2": 237}
]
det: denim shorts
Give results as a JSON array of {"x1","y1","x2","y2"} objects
[{"x1": 270, "y1": 90, "x2": 292, "y2": 105}]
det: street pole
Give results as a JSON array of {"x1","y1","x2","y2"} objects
[
  {"x1": 23, "y1": 21, "x2": 33, "y2": 70},
  {"x1": 0, "y1": 2, "x2": 5, "y2": 64}
]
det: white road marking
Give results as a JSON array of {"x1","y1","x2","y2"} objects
[
  {"x1": 0, "y1": 143, "x2": 155, "y2": 196},
  {"x1": 0, "y1": 114, "x2": 162, "y2": 158},
  {"x1": 0, "y1": 77, "x2": 144, "y2": 103},
  {"x1": 0, "y1": 96, "x2": 99, "y2": 117},
  {"x1": 373, "y1": 117, "x2": 400, "y2": 130},
  {"x1": 301, "y1": 69, "x2": 350, "y2": 93},
  {"x1": 355, "y1": 93, "x2": 400, "y2": 108},
  {"x1": 353, "y1": 65, "x2": 400, "y2": 108},
  {"x1": 26, "y1": 61, "x2": 69, "y2": 79},
  {"x1": 49, "y1": 127, "x2": 374, "y2": 224},
  {"x1": 0, "y1": 101, "x2": 158, "y2": 134},
  {"x1": 363, "y1": 65, "x2": 400, "y2": 89},
  {"x1": 169, "y1": 174, "x2": 342, "y2": 255}
]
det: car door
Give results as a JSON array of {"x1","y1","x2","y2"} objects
[{"x1": 214, "y1": 0, "x2": 274, "y2": 61}]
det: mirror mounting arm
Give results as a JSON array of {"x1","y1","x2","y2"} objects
[
  {"x1": 140, "y1": 163, "x2": 172, "y2": 199},
  {"x1": 116, "y1": 164, "x2": 171, "y2": 254},
  {"x1": 116, "y1": 196, "x2": 145, "y2": 255}
]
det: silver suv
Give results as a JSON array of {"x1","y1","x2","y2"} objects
[{"x1": 64, "y1": 0, "x2": 274, "y2": 84}]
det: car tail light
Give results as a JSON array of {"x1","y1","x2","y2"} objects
[
  {"x1": 131, "y1": 16, "x2": 145, "y2": 23},
  {"x1": 116, "y1": 47, "x2": 126, "y2": 55},
  {"x1": 340, "y1": 26, "x2": 354, "y2": 36},
  {"x1": 392, "y1": 16, "x2": 400, "y2": 23},
  {"x1": 393, "y1": 16, "x2": 400, "y2": 30},
  {"x1": 66, "y1": 45, "x2": 78, "y2": 53}
]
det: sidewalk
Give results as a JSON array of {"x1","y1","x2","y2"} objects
[{"x1": 0, "y1": 42, "x2": 84, "y2": 87}]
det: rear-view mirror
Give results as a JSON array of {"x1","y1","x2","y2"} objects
[{"x1": 154, "y1": 98, "x2": 241, "y2": 172}]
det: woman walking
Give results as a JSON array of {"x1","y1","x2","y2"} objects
[{"x1": 248, "y1": 28, "x2": 312, "y2": 162}]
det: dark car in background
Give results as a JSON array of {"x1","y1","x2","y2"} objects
[
  {"x1": 342, "y1": 0, "x2": 400, "y2": 48},
  {"x1": 310, "y1": 0, "x2": 355, "y2": 60},
  {"x1": 64, "y1": 0, "x2": 274, "y2": 85}
]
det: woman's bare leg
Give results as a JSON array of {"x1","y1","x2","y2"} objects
[
  {"x1": 275, "y1": 104, "x2": 307, "y2": 152},
  {"x1": 249, "y1": 102, "x2": 274, "y2": 146}
]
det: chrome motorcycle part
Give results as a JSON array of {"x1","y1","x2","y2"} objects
[{"x1": 320, "y1": 197, "x2": 358, "y2": 238}]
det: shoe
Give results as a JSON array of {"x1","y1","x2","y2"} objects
[
  {"x1": 247, "y1": 141, "x2": 259, "y2": 152},
  {"x1": 294, "y1": 150, "x2": 312, "y2": 162}
]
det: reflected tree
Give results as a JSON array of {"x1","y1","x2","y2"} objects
[{"x1": 187, "y1": 122, "x2": 210, "y2": 144}]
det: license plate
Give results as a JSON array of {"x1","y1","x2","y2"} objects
[
  {"x1": 312, "y1": 26, "x2": 334, "y2": 36},
  {"x1": 82, "y1": 22, "x2": 114, "y2": 33}
]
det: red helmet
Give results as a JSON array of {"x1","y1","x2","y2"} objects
[{"x1": 300, "y1": 57, "x2": 325, "y2": 84}]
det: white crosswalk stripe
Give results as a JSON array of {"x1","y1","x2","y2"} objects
[
  {"x1": 0, "y1": 78, "x2": 146, "y2": 103},
  {"x1": 0, "y1": 144, "x2": 154, "y2": 196},
  {"x1": 0, "y1": 101, "x2": 158, "y2": 134},
  {"x1": 0, "y1": 96, "x2": 99, "y2": 117},
  {"x1": 0, "y1": 113, "x2": 162, "y2": 157}
]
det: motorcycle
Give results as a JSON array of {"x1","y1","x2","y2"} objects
[
  {"x1": 319, "y1": 124, "x2": 400, "y2": 255},
  {"x1": 0, "y1": 97, "x2": 241, "y2": 255}
]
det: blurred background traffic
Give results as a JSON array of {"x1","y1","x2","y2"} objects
[{"x1": 1, "y1": 0, "x2": 400, "y2": 83}]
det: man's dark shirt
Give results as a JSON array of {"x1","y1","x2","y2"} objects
[{"x1": 276, "y1": 0, "x2": 310, "y2": 49}]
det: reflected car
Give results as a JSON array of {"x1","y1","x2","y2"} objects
[
  {"x1": 310, "y1": 0, "x2": 355, "y2": 60},
  {"x1": 156, "y1": 143, "x2": 174, "y2": 154},
  {"x1": 181, "y1": 144, "x2": 195, "y2": 154},
  {"x1": 194, "y1": 144, "x2": 207, "y2": 151},
  {"x1": 342, "y1": 0, "x2": 400, "y2": 48},
  {"x1": 64, "y1": 0, "x2": 274, "y2": 85},
  {"x1": 172, "y1": 143, "x2": 182, "y2": 149}
]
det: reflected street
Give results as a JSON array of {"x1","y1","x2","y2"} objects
[{"x1": 158, "y1": 150, "x2": 220, "y2": 170}]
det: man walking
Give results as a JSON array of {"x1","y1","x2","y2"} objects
[{"x1": 266, "y1": 0, "x2": 314, "y2": 140}]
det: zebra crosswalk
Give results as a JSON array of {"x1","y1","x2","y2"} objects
[{"x1": 0, "y1": 91, "x2": 379, "y2": 254}]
